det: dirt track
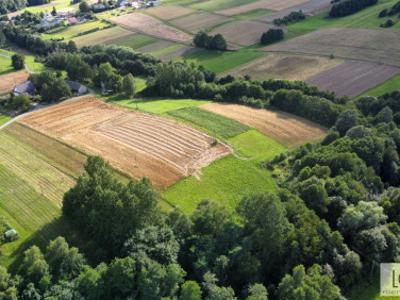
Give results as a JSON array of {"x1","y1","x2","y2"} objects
[
  {"x1": 201, "y1": 103, "x2": 326, "y2": 147},
  {"x1": 0, "y1": 71, "x2": 30, "y2": 94},
  {"x1": 19, "y1": 97, "x2": 231, "y2": 188}
]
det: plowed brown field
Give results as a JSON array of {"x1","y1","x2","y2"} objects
[
  {"x1": 0, "y1": 70, "x2": 30, "y2": 94},
  {"x1": 218, "y1": 0, "x2": 308, "y2": 16},
  {"x1": 110, "y1": 13, "x2": 192, "y2": 44},
  {"x1": 201, "y1": 103, "x2": 326, "y2": 147},
  {"x1": 19, "y1": 96, "x2": 231, "y2": 188},
  {"x1": 145, "y1": 5, "x2": 195, "y2": 20}
]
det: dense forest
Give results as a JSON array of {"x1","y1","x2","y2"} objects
[
  {"x1": 2, "y1": 22, "x2": 400, "y2": 299},
  {"x1": 0, "y1": 0, "x2": 26, "y2": 14},
  {"x1": 329, "y1": 0, "x2": 378, "y2": 17}
]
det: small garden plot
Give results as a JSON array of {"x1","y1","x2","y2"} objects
[
  {"x1": 265, "y1": 28, "x2": 400, "y2": 67},
  {"x1": 20, "y1": 96, "x2": 231, "y2": 189},
  {"x1": 110, "y1": 13, "x2": 193, "y2": 43},
  {"x1": 0, "y1": 71, "x2": 30, "y2": 95},
  {"x1": 212, "y1": 20, "x2": 273, "y2": 46},
  {"x1": 226, "y1": 53, "x2": 343, "y2": 81},
  {"x1": 201, "y1": 103, "x2": 327, "y2": 147},
  {"x1": 73, "y1": 26, "x2": 134, "y2": 47},
  {"x1": 171, "y1": 12, "x2": 232, "y2": 33},
  {"x1": 218, "y1": 0, "x2": 308, "y2": 16},
  {"x1": 307, "y1": 60, "x2": 400, "y2": 98},
  {"x1": 145, "y1": 5, "x2": 195, "y2": 20}
]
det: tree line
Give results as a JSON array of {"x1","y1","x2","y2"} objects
[
  {"x1": 329, "y1": 0, "x2": 378, "y2": 17},
  {"x1": 193, "y1": 32, "x2": 227, "y2": 51}
]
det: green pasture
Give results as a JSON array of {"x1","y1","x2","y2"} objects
[
  {"x1": 359, "y1": 74, "x2": 400, "y2": 98},
  {"x1": 42, "y1": 21, "x2": 108, "y2": 41},
  {"x1": 179, "y1": 48, "x2": 263, "y2": 73},
  {"x1": 0, "y1": 55, "x2": 13, "y2": 75},
  {"x1": 286, "y1": 0, "x2": 400, "y2": 39},
  {"x1": 0, "y1": 48, "x2": 44, "y2": 73},
  {"x1": 20, "y1": 0, "x2": 76, "y2": 14},
  {"x1": 0, "y1": 115, "x2": 11, "y2": 126},
  {"x1": 113, "y1": 34, "x2": 158, "y2": 49},
  {"x1": 190, "y1": 0, "x2": 258, "y2": 12},
  {"x1": 168, "y1": 106, "x2": 249, "y2": 139}
]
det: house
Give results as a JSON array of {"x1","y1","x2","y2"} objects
[
  {"x1": 14, "y1": 81, "x2": 36, "y2": 96},
  {"x1": 40, "y1": 15, "x2": 63, "y2": 29},
  {"x1": 66, "y1": 80, "x2": 89, "y2": 96},
  {"x1": 68, "y1": 17, "x2": 79, "y2": 26}
]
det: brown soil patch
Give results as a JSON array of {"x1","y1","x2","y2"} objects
[
  {"x1": 19, "y1": 96, "x2": 231, "y2": 189},
  {"x1": 171, "y1": 12, "x2": 232, "y2": 33},
  {"x1": 0, "y1": 70, "x2": 30, "y2": 94},
  {"x1": 307, "y1": 61, "x2": 400, "y2": 98},
  {"x1": 212, "y1": 20, "x2": 272, "y2": 46},
  {"x1": 110, "y1": 13, "x2": 192, "y2": 44},
  {"x1": 201, "y1": 103, "x2": 327, "y2": 147},
  {"x1": 226, "y1": 53, "x2": 343, "y2": 81},
  {"x1": 145, "y1": 5, "x2": 195, "y2": 20},
  {"x1": 265, "y1": 28, "x2": 400, "y2": 67},
  {"x1": 218, "y1": 0, "x2": 308, "y2": 16}
]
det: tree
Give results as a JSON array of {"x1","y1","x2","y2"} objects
[
  {"x1": 277, "y1": 265, "x2": 345, "y2": 300},
  {"x1": 51, "y1": 6, "x2": 56, "y2": 16},
  {"x1": 11, "y1": 53, "x2": 25, "y2": 70},
  {"x1": 247, "y1": 283, "x2": 268, "y2": 300},
  {"x1": 79, "y1": 1, "x2": 90, "y2": 12},
  {"x1": 102, "y1": 257, "x2": 136, "y2": 299},
  {"x1": 0, "y1": 31, "x2": 6, "y2": 48},
  {"x1": 122, "y1": 73, "x2": 135, "y2": 98},
  {"x1": 180, "y1": 281, "x2": 202, "y2": 300},
  {"x1": 20, "y1": 246, "x2": 50, "y2": 285},
  {"x1": 193, "y1": 31, "x2": 210, "y2": 48},
  {"x1": 8, "y1": 95, "x2": 31, "y2": 112},
  {"x1": 260, "y1": 29, "x2": 284, "y2": 45},
  {"x1": 335, "y1": 109, "x2": 358, "y2": 136},
  {"x1": 210, "y1": 34, "x2": 227, "y2": 50}
]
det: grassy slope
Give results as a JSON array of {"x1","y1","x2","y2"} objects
[
  {"x1": 286, "y1": 0, "x2": 400, "y2": 39},
  {"x1": 179, "y1": 48, "x2": 263, "y2": 73},
  {"x1": 42, "y1": 21, "x2": 108, "y2": 41},
  {"x1": 113, "y1": 34, "x2": 158, "y2": 49},
  {"x1": 0, "y1": 56, "x2": 13, "y2": 75},
  {"x1": 20, "y1": 0, "x2": 76, "y2": 14},
  {"x1": 164, "y1": 129, "x2": 285, "y2": 214},
  {"x1": 0, "y1": 49, "x2": 44, "y2": 73},
  {"x1": 0, "y1": 115, "x2": 11, "y2": 126},
  {"x1": 168, "y1": 106, "x2": 250, "y2": 139},
  {"x1": 359, "y1": 74, "x2": 400, "y2": 97}
]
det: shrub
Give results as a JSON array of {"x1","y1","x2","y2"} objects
[{"x1": 260, "y1": 28, "x2": 284, "y2": 45}]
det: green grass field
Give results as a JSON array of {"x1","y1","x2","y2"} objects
[
  {"x1": 42, "y1": 21, "x2": 109, "y2": 41},
  {"x1": 113, "y1": 34, "x2": 158, "y2": 50},
  {"x1": 0, "y1": 55, "x2": 13, "y2": 75},
  {"x1": 179, "y1": 48, "x2": 263, "y2": 73},
  {"x1": 0, "y1": 48, "x2": 45, "y2": 73},
  {"x1": 19, "y1": 0, "x2": 76, "y2": 14},
  {"x1": 286, "y1": 0, "x2": 400, "y2": 39},
  {"x1": 150, "y1": 43, "x2": 186, "y2": 58},
  {"x1": 164, "y1": 129, "x2": 285, "y2": 213},
  {"x1": 168, "y1": 106, "x2": 249, "y2": 138},
  {"x1": 108, "y1": 97, "x2": 210, "y2": 114},
  {"x1": 190, "y1": 0, "x2": 258, "y2": 12},
  {"x1": 0, "y1": 115, "x2": 11, "y2": 126},
  {"x1": 359, "y1": 74, "x2": 400, "y2": 98}
]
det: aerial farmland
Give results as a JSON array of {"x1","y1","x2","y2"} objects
[{"x1": 1, "y1": 0, "x2": 400, "y2": 298}]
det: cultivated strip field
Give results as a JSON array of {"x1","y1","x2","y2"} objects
[
  {"x1": 201, "y1": 103, "x2": 327, "y2": 147},
  {"x1": 218, "y1": 0, "x2": 308, "y2": 16},
  {"x1": 19, "y1": 97, "x2": 231, "y2": 188},
  {"x1": 265, "y1": 28, "x2": 400, "y2": 66},
  {"x1": 158, "y1": 46, "x2": 198, "y2": 61},
  {"x1": 171, "y1": 12, "x2": 232, "y2": 33},
  {"x1": 258, "y1": 0, "x2": 332, "y2": 22},
  {"x1": 226, "y1": 53, "x2": 343, "y2": 81},
  {"x1": 72, "y1": 26, "x2": 134, "y2": 47},
  {"x1": 145, "y1": 5, "x2": 195, "y2": 20},
  {"x1": 212, "y1": 20, "x2": 273, "y2": 46},
  {"x1": 307, "y1": 61, "x2": 400, "y2": 98},
  {"x1": 135, "y1": 40, "x2": 176, "y2": 53},
  {"x1": 0, "y1": 71, "x2": 30, "y2": 94},
  {"x1": 110, "y1": 13, "x2": 192, "y2": 43}
]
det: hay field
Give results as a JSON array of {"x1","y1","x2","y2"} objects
[
  {"x1": 218, "y1": 0, "x2": 308, "y2": 16},
  {"x1": 307, "y1": 61, "x2": 400, "y2": 98},
  {"x1": 19, "y1": 96, "x2": 231, "y2": 188},
  {"x1": 171, "y1": 12, "x2": 232, "y2": 32},
  {"x1": 0, "y1": 71, "x2": 30, "y2": 94},
  {"x1": 110, "y1": 13, "x2": 192, "y2": 43},
  {"x1": 72, "y1": 26, "x2": 134, "y2": 47},
  {"x1": 226, "y1": 53, "x2": 343, "y2": 81},
  {"x1": 145, "y1": 5, "x2": 195, "y2": 20},
  {"x1": 212, "y1": 20, "x2": 272, "y2": 46},
  {"x1": 201, "y1": 103, "x2": 327, "y2": 147},
  {"x1": 265, "y1": 28, "x2": 400, "y2": 67}
]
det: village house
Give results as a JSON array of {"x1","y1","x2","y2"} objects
[{"x1": 14, "y1": 81, "x2": 36, "y2": 97}]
